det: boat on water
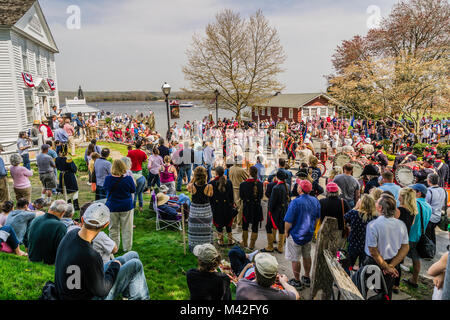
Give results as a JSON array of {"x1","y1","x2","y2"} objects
[{"x1": 179, "y1": 101, "x2": 195, "y2": 108}]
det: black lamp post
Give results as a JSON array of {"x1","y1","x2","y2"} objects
[
  {"x1": 214, "y1": 89, "x2": 219, "y2": 124},
  {"x1": 162, "y1": 82, "x2": 171, "y2": 137}
]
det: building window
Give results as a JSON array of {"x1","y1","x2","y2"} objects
[
  {"x1": 267, "y1": 107, "x2": 271, "y2": 115},
  {"x1": 24, "y1": 89, "x2": 34, "y2": 124},
  {"x1": 21, "y1": 41, "x2": 29, "y2": 72},
  {"x1": 278, "y1": 107, "x2": 283, "y2": 118},
  {"x1": 303, "y1": 108, "x2": 310, "y2": 117},
  {"x1": 36, "y1": 48, "x2": 42, "y2": 76},
  {"x1": 289, "y1": 108, "x2": 293, "y2": 118},
  {"x1": 261, "y1": 107, "x2": 265, "y2": 116},
  {"x1": 328, "y1": 107, "x2": 335, "y2": 116},
  {"x1": 320, "y1": 107, "x2": 327, "y2": 117}
]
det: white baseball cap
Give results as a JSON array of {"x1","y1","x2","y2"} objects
[
  {"x1": 83, "y1": 203, "x2": 110, "y2": 228},
  {"x1": 255, "y1": 253, "x2": 278, "y2": 278}
]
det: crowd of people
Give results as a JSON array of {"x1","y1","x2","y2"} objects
[{"x1": 0, "y1": 107, "x2": 449, "y2": 301}]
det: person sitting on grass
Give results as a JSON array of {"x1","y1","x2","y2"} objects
[
  {"x1": 55, "y1": 202, "x2": 149, "y2": 300},
  {"x1": 236, "y1": 253, "x2": 299, "y2": 300},
  {"x1": 67, "y1": 202, "x2": 118, "y2": 265},
  {"x1": 24, "y1": 200, "x2": 68, "y2": 265},
  {"x1": 28, "y1": 198, "x2": 46, "y2": 212},
  {"x1": 0, "y1": 201, "x2": 14, "y2": 226},
  {"x1": 228, "y1": 246, "x2": 259, "y2": 280},
  {"x1": 0, "y1": 224, "x2": 27, "y2": 256},
  {"x1": 186, "y1": 243, "x2": 231, "y2": 300},
  {"x1": 5, "y1": 198, "x2": 44, "y2": 244},
  {"x1": 60, "y1": 204, "x2": 76, "y2": 228}
]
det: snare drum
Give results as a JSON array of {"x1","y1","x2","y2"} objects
[
  {"x1": 333, "y1": 152, "x2": 351, "y2": 168},
  {"x1": 351, "y1": 159, "x2": 369, "y2": 178},
  {"x1": 395, "y1": 162, "x2": 420, "y2": 187}
]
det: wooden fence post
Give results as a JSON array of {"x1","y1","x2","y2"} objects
[{"x1": 309, "y1": 216, "x2": 341, "y2": 300}]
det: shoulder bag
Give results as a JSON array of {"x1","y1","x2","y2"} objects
[{"x1": 416, "y1": 202, "x2": 436, "y2": 260}]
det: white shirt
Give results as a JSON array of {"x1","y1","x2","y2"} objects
[{"x1": 365, "y1": 216, "x2": 409, "y2": 260}]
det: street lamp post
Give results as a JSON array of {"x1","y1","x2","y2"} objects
[
  {"x1": 162, "y1": 82, "x2": 171, "y2": 138},
  {"x1": 214, "y1": 89, "x2": 219, "y2": 124}
]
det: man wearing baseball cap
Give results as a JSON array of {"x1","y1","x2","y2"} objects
[
  {"x1": 186, "y1": 243, "x2": 231, "y2": 300},
  {"x1": 236, "y1": 253, "x2": 299, "y2": 300},
  {"x1": 284, "y1": 180, "x2": 321, "y2": 289},
  {"x1": 54, "y1": 203, "x2": 149, "y2": 300}
]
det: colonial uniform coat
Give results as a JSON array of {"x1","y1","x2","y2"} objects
[
  {"x1": 55, "y1": 157, "x2": 78, "y2": 194},
  {"x1": 209, "y1": 178, "x2": 234, "y2": 229},
  {"x1": 267, "y1": 182, "x2": 290, "y2": 234},
  {"x1": 229, "y1": 165, "x2": 249, "y2": 225},
  {"x1": 239, "y1": 178, "x2": 263, "y2": 232}
]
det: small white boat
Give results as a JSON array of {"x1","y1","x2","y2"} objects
[{"x1": 180, "y1": 102, "x2": 195, "y2": 108}]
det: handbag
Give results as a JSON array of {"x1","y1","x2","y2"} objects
[
  {"x1": 416, "y1": 202, "x2": 436, "y2": 260},
  {"x1": 341, "y1": 199, "x2": 350, "y2": 238}
]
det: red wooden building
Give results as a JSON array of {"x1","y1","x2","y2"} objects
[{"x1": 252, "y1": 92, "x2": 342, "y2": 123}]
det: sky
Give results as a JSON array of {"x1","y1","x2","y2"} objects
[{"x1": 39, "y1": 0, "x2": 400, "y2": 93}]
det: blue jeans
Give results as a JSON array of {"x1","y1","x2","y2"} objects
[
  {"x1": 96, "y1": 185, "x2": 107, "y2": 200},
  {"x1": 100, "y1": 251, "x2": 149, "y2": 300},
  {"x1": 147, "y1": 172, "x2": 160, "y2": 189},
  {"x1": 133, "y1": 176, "x2": 146, "y2": 208},
  {"x1": 228, "y1": 246, "x2": 250, "y2": 277},
  {"x1": 176, "y1": 164, "x2": 192, "y2": 191},
  {"x1": 21, "y1": 154, "x2": 30, "y2": 170},
  {"x1": 205, "y1": 164, "x2": 212, "y2": 182},
  {"x1": 0, "y1": 225, "x2": 19, "y2": 250}
]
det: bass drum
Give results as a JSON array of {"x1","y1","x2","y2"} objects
[
  {"x1": 395, "y1": 162, "x2": 420, "y2": 187},
  {"x1": 351, "y1": 159, "x2": 369, "y2": 178},
  {"x1": 333, "y1": 152, "x2": 351, "y2": 168}
]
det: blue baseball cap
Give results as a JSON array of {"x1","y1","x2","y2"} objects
[{"x1": 409, "y1": 184, "x2": 428, "y2": 196}]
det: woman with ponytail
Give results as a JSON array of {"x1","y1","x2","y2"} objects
[
  {"x1": 238, "y1": 166, "x2": 263, "y2": 250},
  {"x1": 210, "y1": 166, "x2": 235, "y2": 246}
]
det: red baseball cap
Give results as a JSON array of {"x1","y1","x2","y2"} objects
[
  {"x1": 299, "y1": 180, "x2": 312, "y2": 194},
  {"x1": 326, "y1": 182, "x2": 339, "y2": 193}
]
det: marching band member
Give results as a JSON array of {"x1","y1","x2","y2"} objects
[
  {"x1": 372, "y1": 142, "x2": 388, "y2": 172},
  {"x1": 414, "y1": 156, "x2": 438, "y2": 186}
]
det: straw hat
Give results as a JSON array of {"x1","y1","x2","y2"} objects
[
  {"x1": 156, "y1": 192, "x2": 169, "y2": 206},
  {"x1": 33, "y1": 120, "x2": 41, "y2": 125}
]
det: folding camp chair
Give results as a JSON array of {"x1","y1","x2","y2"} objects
[{"x1": 151, "y1": 191, "x2": 182, "y2": 231}]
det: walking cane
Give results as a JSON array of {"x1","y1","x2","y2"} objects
[{"x1": 181, "y1": 206, "x2": 186, "y2": 256}]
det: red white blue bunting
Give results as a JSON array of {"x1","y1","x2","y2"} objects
[
  {"x1": 22, "y1": 72, "x2": 35, "y2": 88},
  {"x1": 47, "y1": 78, "x2": 56, "y2": 91}
]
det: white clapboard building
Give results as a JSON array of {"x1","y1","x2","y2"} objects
[{"x1": 0, "y1": 0, "x2": 59, "y2": 144}]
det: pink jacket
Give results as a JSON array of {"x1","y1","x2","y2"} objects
[{"x1": 10, "y1": 165, "x2": 33, "y2": 189}]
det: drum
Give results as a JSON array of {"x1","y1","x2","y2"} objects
[
  {"x1": 361, "y1": 144, "x2": 374, "y2": 155},
  {"x1": 333, "y1": 152, "x2": 351, "y2": 168},
  {"x1": 351, "y1": 158, "x2": 369, "y2": 178},
  {"x1": 395, "y1": 162, "x2": 420, "y2": 187}
]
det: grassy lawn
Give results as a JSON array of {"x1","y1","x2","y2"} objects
[{"x1": 0, "y1": 142, "x2": 198, "y2": 300}]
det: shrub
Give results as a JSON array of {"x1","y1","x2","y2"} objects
[
  {"x1": 142, "y1": 161, "x2": 149, "y2": 179},
  {"x1": 436, "y1": 143, "x2": 450, "y2": 156},
  {"x1": 73, "y1": 157, "x2": 88, "y2": 172},
  {"x1": 413, "y1": 143, "x2": 431, "y2": 157},
  {"x1": 381, "y1": 139, "x2": 392, "y2": 153}
]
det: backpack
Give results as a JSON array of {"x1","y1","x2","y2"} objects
[{"x1": 39, "y1": 281, "x2": 59, "y2": 300}]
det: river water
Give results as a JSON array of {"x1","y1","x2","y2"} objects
[{"x1": 91, "y1": 101, "x2": 240, "y2": 134}]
